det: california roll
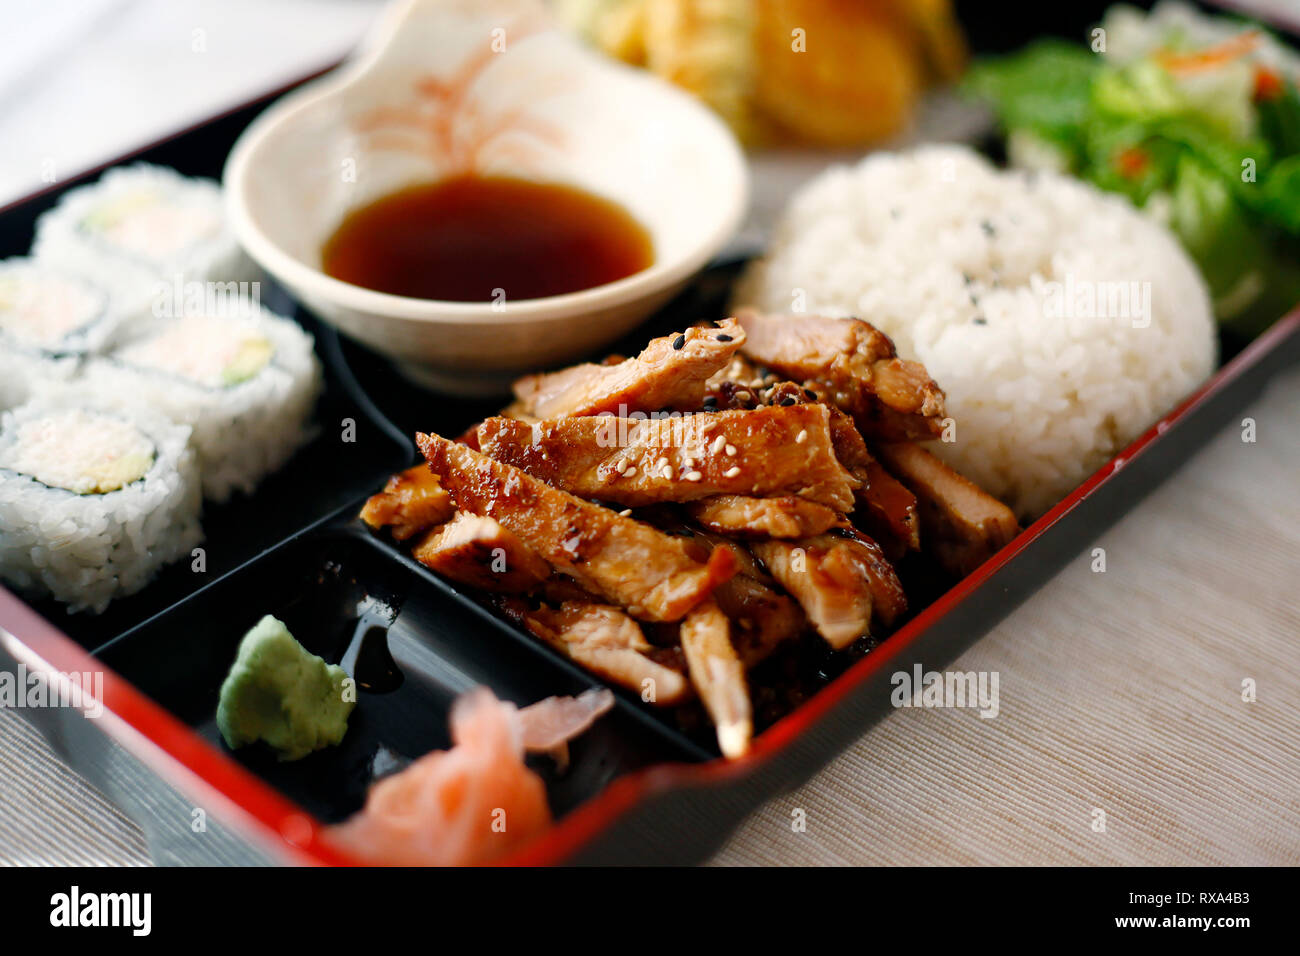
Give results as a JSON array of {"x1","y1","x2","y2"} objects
[
  {"x1": 82, "y1": 300, "x2": 323, "y2": 501},
  {"x1": 0, "y1": 397, "x2": 202, "y2": 614},
  {"x1": 32, "y1": 164, "x2": 258, "y2": 300}
]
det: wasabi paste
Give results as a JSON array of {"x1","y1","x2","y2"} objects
[{"x1": 216, "y1": 615, "x2": 354, "y2": 761}]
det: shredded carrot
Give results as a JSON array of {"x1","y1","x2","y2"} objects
[
  {"x1": 1253, "y1": 65, "x2": 1285, "y2": 101},
  {"x1": 1156, "y1": 29, "x2": 1261, "y2": 73},
  {"x1": 1115, "y1": 146, "x2": 1150, "y2": 180}
]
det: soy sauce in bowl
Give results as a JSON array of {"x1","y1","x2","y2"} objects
[{"x1": 321, "y1": 175, "x2": 654, "y2": 302}]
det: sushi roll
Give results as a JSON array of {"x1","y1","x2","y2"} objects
[
  {"x1": 0, "y1": 258, "x2": 139, "y2": 409},
  {"x1": 81, "y1": 300, "x2": 323, "y2": 501},
  {"x1": 32, "y1": 164, "x2": 258, "y2": 299},
  {"x1": 0, "y1": 396, "x2": 202, "y2": 614},
  {"x1": 0, "y1": 347, "x2": 73, "y2": 411}
]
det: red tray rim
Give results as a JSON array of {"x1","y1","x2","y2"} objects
[
  {"x1": 3, "y1": 23, "x2": 1300, "y2": 863},
  {"x1": 5, "y1": 304, "x2": 1296, "y2": 865}
]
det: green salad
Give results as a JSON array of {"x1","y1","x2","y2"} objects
[{"x1": 965, "y1": 2, "x2": 1300, "y2": 336}]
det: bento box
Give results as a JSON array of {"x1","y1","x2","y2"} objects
[{"x1": 2, "y1": 0, "x2": 1298, "y2": 865}]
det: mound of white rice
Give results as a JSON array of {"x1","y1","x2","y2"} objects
[{"x1": 733, "y1": 146, "x2": 1217, "y2": 518}]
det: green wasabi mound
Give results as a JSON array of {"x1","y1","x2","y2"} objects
[{"x1": 216, "y1": 615, "x2": 354, "y2": 761}]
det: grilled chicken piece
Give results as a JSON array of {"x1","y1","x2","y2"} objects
[
  {"x1": 686, "y1": 495, "x2": 839, "y2": 539},
  {"x1": 507, "y1": 601, "x2": 691, "y2": 706},
  {"x1": 852, "y1": 459, "x2": 921, "y2": 555},
  {"x1": 476, "y1": 404, "x2": 859, "y2": 511},
  {"x1": 713, "y1": 565, "x2": 806, "y2": 667},
  {"x1": 761, "y1": 383, "x2": 920, "y2": 553},
  {"x1": 536, "y1": 575, "x2": 607, "y2": 606},
  {"x1": 734, "y1": 309, "x2": 945, "y2": 441},
  {"x1": 702, "y1": 353, "x2": 773, "y2": 410},
  {"x1": 419, "y1": 433, "x2": 736, "y2": 621},
  {"x1": 678, "y1": 530, "x2": 806, "y2": 667},
  {"x1": 705, "y1": 353, "x2": 767, "y2": 391},
  {"x1": 701, "y1": 378, "x2": 765, "y2": 412},
  {"x1": 752, "y1": 538, "x2": 871, "y2": 649},
  {"x1": 873, "y1": 442, "x2": 1019, "y2": 578},
  {"x1": 752, "y1": 530, "x2": 906, "y2": 649},
  {"x1": 680, "y1": 600, "x2": 752, "y2": 759},
  {"x1": 823, "y1": 528, "x2": 909, "y2": 627},
  {"x1": 455, "y1": 421, "x2": 484, "y2": 450},
  {"x1": 412, "y1": 513, "x2": 550, "y2": 593},
  {"x1": 359, "y1": 464, "x2": 455, "y2": 541},
  {"x1": 507, "y1": 318, "x2": 746, "y2": 419}
]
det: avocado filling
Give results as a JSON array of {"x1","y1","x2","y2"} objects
[
  {"x1": 116, "y1": 314, "x2": 274, "y2": 387},
  {"x1": 82, "y1": 190, "x2": 222, "y2": 261},
  {"x1": 0, "y1": 268, "x2": 105, "y2": 351},
  {"x1": 1, "y1": 410, "x2": 155, "y2": 494}
]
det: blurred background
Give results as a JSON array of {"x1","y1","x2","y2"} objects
[{"x1": 0, "y1": 0, "x2": 385, "y2": 207}]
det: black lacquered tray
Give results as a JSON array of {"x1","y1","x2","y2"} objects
[{"x1": 2, "y1": 0, "x2": 1298, "y2": 865}]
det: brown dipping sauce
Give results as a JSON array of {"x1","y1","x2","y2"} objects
[{"x1": 321, "y1": 175, "x2": 654, "y2": 302}]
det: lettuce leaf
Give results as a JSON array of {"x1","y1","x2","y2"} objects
[
  {"x1": 1256, "y1": 155, "x2": 1300, "y2": 233},
  {"x1": 1168, "y1": 153, "x2": 1265, "y2": 303},
  {"x1": 1166, "y1": 154, "x2": 1300, "y2": 336},
  {"x1": 1257, "y1": 77, "x2": 1300, "y2": 155},
  {"x1": 965, "y1": 23, "x2": 1300, "y2": 333},
  {"x1": 963, "y1": 40, "x2": 1100, "y2": 157}
]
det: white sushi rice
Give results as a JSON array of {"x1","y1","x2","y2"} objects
[
  {"x1": 0, "y1": 348, "x2": 76, "y2": 411},
  {"x1": 80, "y1": 299, "x2": 323, "y2": 502},
  {"x1": 0, "y1": 396, "x2": 202, "y2": 614},
  {"x1": 32, "y1": 163, "x2": 259, "y2": 303},
  {"x1": 0, "y1": 257, "x2": 145, "y2": 410},
  {"x1": 733, "y1": 146, "x2": 1217, "y2": 518},
  {"x1": 3, "y1": 162, "x2": 323, "y2": 614}
]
